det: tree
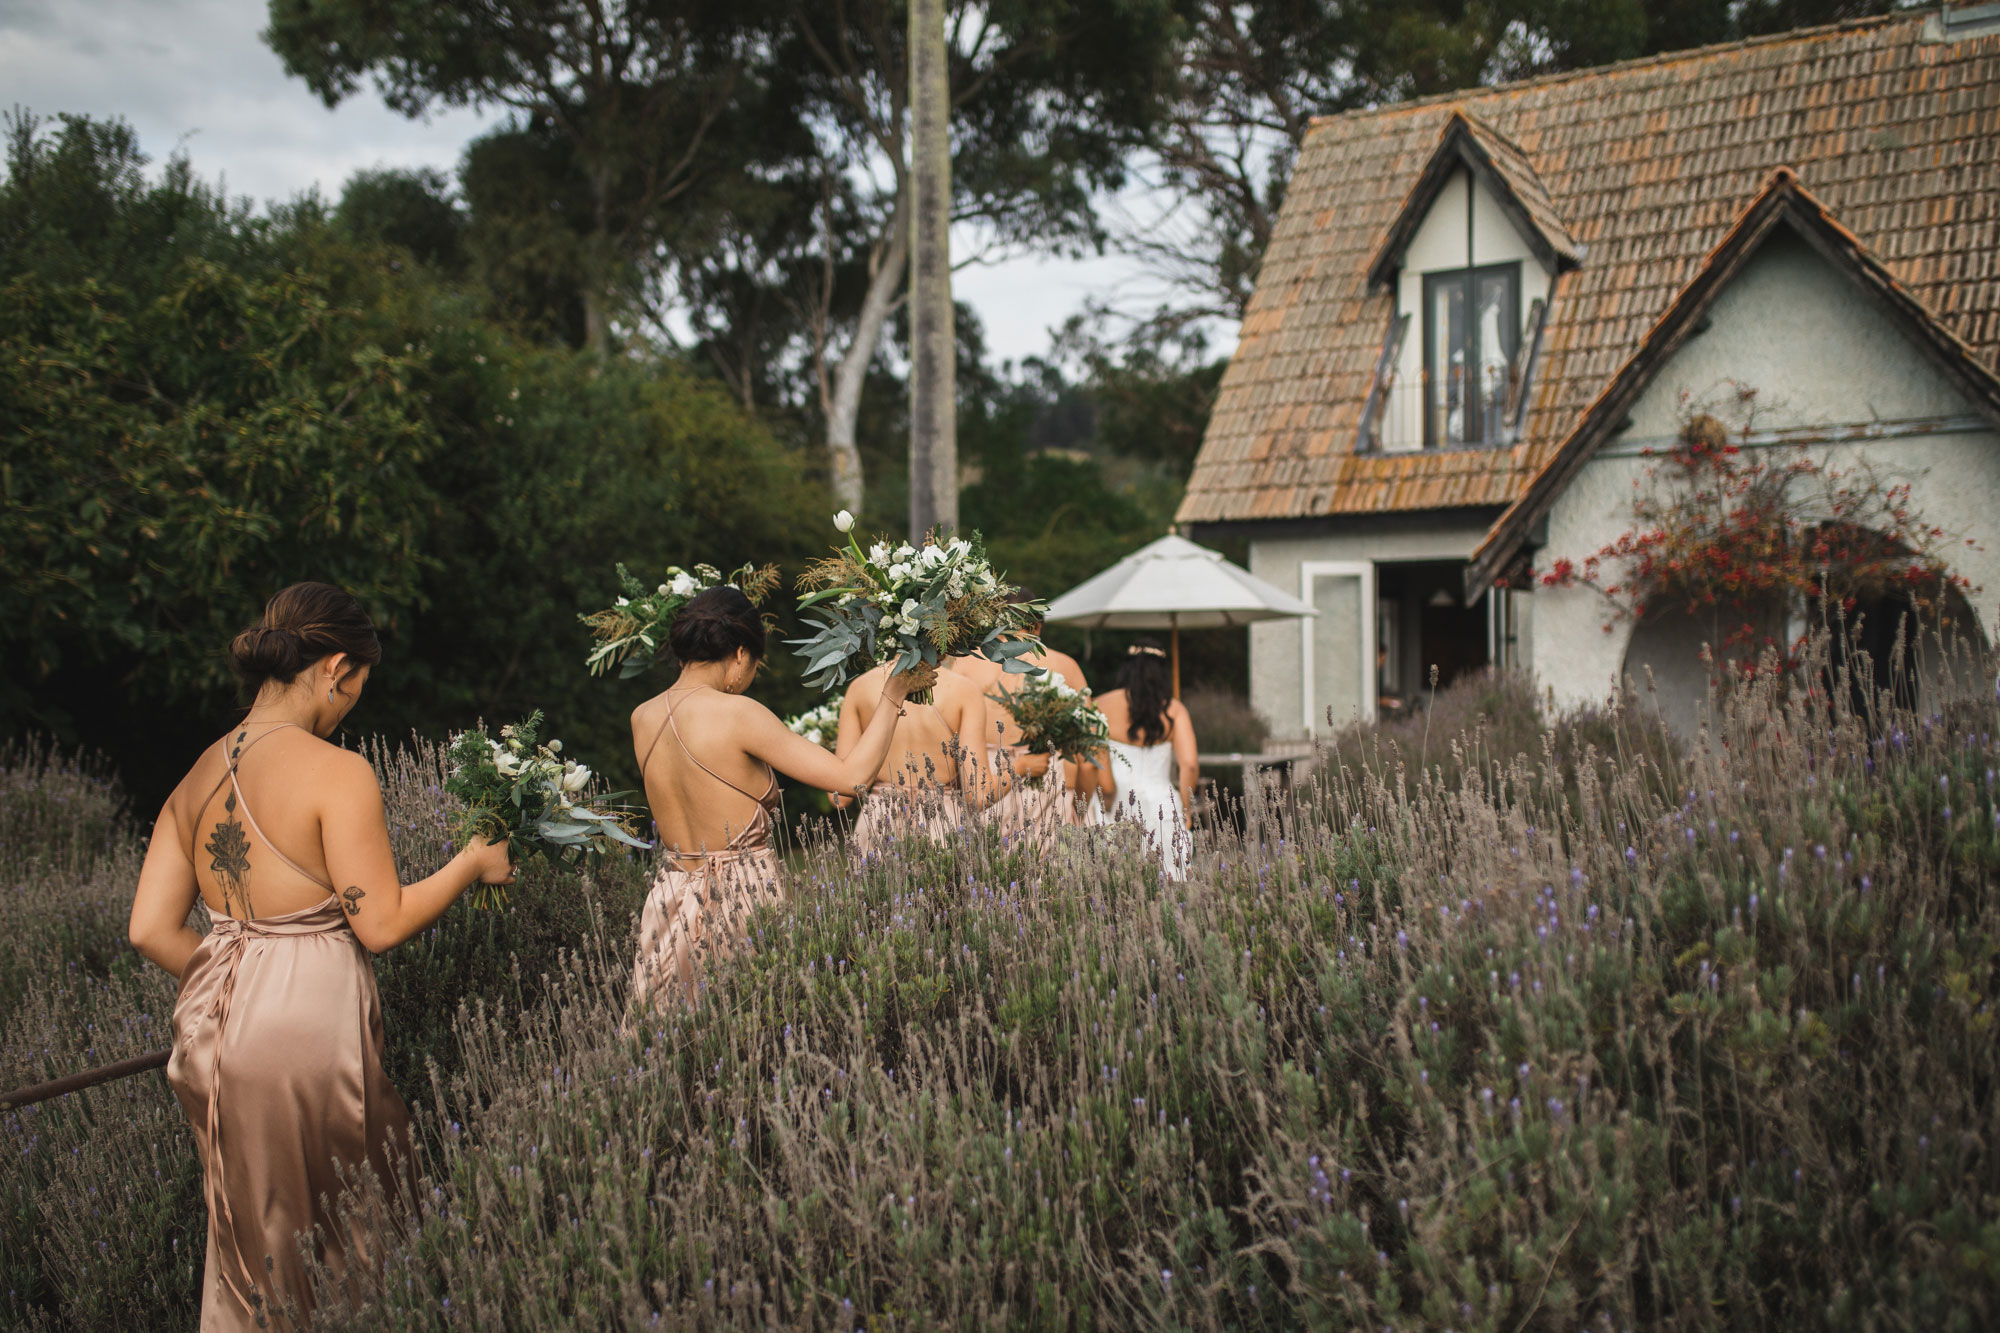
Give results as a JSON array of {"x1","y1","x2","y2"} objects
[
  {"x1": 906, "y1": 0, "x2": 956, "y2": 536},
  {"x1": 265, "y1": 0, "x2": 786, "y2": 361},
  {"x1": 1122, "y1": 0, "x2": 1911, "y2": 323},
  {"x1": 775, "y1": 0, "x2": 1182, "y2": 515}
]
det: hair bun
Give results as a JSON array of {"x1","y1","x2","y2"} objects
[
  {"x1": 229, "y1": 625, "x2": 304, "y2": 681},
  {"x1": 668, "y1": 586, "x2": 767, "y2": 666}
]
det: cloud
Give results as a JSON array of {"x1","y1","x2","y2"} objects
[
  {"x1": 0, "y1": 0, "x2": 498, "y2": 206},
  {"x1": 0, "y1": 0, "x2": 1212, "y2": 362}
]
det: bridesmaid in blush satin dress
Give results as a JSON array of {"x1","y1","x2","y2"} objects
[
  {"x1": 129, "y1": 584, "x2": 514, "y2": 1331},
  {"x1": 833, "y1": 660, "x2": 1038, "y2": 856},
  {"x1": 628, "y1": 587, "x2": 930, "y2": 1009},
  {"x1": 947, "y1": 611, "x2": 1090, "y2": 850}
]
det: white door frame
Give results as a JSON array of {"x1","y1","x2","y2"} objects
[{"x1": 1299, "y1": 560, "x2": 1377, "y2": 734}]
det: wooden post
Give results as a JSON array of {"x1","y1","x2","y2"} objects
[
  {"x1": 1170, "y1": 613, "x2": 1181, "y2": 699},
  {"x1": 0, "y1": 1048, "x2": 169, "y2": 1111}
]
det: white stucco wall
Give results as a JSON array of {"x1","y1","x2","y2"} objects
[
  {"x1": 1534, "y1": 229, "x2": 2000, "y2": 715},
  {"x1": 1384, "y1": 168, "x2": 1555, "y2": 452},
  {"x1": 1249, "y1": 520, "x2": 1496, "y2": 739}
]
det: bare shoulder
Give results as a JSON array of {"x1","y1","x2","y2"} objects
[
  {"x1": 947, "y1": 653, "x2": 1001, "y2": 685},
  {"x1": 312, "y1": 741, "x2": 380, "y2": 793},
  {"x1": 1168, "y1": 698, "x2": 1195, "y2": 727},
  {"x1": 1044, "y1": 649, "x2": 1089, "y2": 690}
]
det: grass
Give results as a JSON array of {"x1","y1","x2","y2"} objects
[{"x1": 4, "y1": 644, "x2": 1999, "y2": 1329}]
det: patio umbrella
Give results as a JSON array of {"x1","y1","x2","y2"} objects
[{"x1": 1042, "y1": 533, "x2": 1315, "y2": 697}]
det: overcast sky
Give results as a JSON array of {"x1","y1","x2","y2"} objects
[{"x1": 0, "y1": 0, "x2": 1184, "y2": 365}]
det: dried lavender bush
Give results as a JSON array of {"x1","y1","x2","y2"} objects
[
  {"x1": 287, "y1": 636, "x2": 1997, "y2": 1330},
  {"x1": 1, "y1": 735, "x2": 648, "y2": 1329}
]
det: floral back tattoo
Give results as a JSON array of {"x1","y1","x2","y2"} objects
[{"x1": 204, "y1": 730, "x2": 255, "y2": 919}]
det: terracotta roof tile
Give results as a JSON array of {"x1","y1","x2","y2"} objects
[{"x1": 1180, "y1": 14, "x2": 2000, "y2": 525}]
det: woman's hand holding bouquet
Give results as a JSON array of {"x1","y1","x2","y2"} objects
[{"x1": 443, "y1": 711, "x2": 649, "y2": 908}]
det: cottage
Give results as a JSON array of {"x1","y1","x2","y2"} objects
[{"x1": 1178, "y1": 9, "x2": 2000, "y2": 737}]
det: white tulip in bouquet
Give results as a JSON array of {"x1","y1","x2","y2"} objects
[
  {"x1": 995, "y1": 674, "x2": 1110, "y2": 761},
  {"x1": 444, "y1": 711, "x2": 649, "y2": 908},
  {"x1": 581, "y1": 561, "x2": 780, "y2": 678},
  {"x1": 791, "y1": 511, "x2": 1043, "y2": 702},
  {"x1": 784, "y1": 702, "x2": 842, "y2": 751}
]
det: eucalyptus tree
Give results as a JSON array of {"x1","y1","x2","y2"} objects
[
  {"x1": 265, "y1": 0, "x2": 789, "y2": 362},
  {"x1": 777, "y1": 0, "x2": 1181, "y2": 515}
]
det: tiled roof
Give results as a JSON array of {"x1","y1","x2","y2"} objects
[
  {"x1": 1466, "y1": 167, "x2": 2000, "y2": 594},
  {"x1": 1178, "y1": 12, "x2": 2000, "y2": 526},
  {"x1": 1366, "y1": 110, "x2": 1582, "y2": 289}
]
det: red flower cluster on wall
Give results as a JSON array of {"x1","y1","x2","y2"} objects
[{"x1": 1541, "y1": 410, "x2": 1972, "y2": 670}]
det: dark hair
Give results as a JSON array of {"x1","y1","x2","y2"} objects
[
  {"x1": 1115, "y1": 639, "x2": 1173, "y2": 745},
  {"x1": 669, "y1": 586, "x2": 766, "y2": 664},
  {"x1": 229, "y1": 582, "x2": 382, "y2": 692}
]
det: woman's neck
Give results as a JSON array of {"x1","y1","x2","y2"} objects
[
  {"x1": 243, "y1": 685, "x2": 323, "y2": 736},
  {"x1": 672, "y1": 663, "x2": 732, "y2": 693}
]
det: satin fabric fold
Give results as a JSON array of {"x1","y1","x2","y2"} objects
[
  {"x1": 850, "y1": 784, "x2": 971, "y2": 858},
  {"x1": 167, "y1": 897, "x2": 412, "y2": 1331},
  {"x1": 980, "y1": 743, "x2": 1069, "y2": 852},
  {"x1": 629, "y1": 848, "x2": 788, "y2": 1009}
]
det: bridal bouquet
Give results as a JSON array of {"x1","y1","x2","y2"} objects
[
  {"x1": 785, "y1": 702, "x2": 842, "y2": 751},
  {"x1": 791, "y1": 512, "x2": 1043, "y2": 700},
  {"x1": 581, "y1": 561, "x2": 781, "y2": 678},
  {"x1": 996, "y1": 674, "x2": 1110, "y2": 761},
  {"x1": 444, "y1": 712, "x2": 649, "y2": 908}
]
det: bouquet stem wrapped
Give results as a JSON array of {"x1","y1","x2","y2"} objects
[{"x1": 444, "y1": 711, "x2": 649, "y2": 909}]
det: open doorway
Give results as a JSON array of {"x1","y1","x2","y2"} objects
[{"x1": 1376, "y1": 561, "x2": 1491, "y2": 719}]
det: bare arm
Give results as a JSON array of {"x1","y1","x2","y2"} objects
[
  {"x1": 1170, "y1": 702, "x2": 1199, "y2": 827},
  {"x1": 319, "y1": 754, "x2": 514, "y2": 954},
  {"x1": 751, "y1": 666, "x2": 932, "y2": 797},
  {"x1": 129, "y1": 808, "x2": 204, "y2": 979}
]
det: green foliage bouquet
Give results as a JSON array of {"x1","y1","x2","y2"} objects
[
  {"x1": 444, "y1": 711, "x2": 649, "y2": 908},
  {"x1": 581, "y1": 561, "x2": 781, "y2": 678},
  {"x1": 785, "y1": 702, "x2": 842, "y2": 751},
  {"x1": 792, "y1": 513, "x2": 1044, "y2": 701},
  {"x1": 997, "y1": 675, "x2": 1110, "y2": 761}
]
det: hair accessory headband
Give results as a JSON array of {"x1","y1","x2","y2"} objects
[{"x1": 1126, "y1": 644, "x2": 1167, "y2": 659}]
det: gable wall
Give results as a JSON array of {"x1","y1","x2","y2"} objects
[
  {"x1": 1533, "y1": 232, "x2": 2000, "y2": 716},
  {"x1": 1384, "y1": 170, "x2": 1555, "y2": 452}
]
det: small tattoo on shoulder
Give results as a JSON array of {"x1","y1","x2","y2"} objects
[{"x1": 341, "y1": 885, "x2": 366, "y2": 916}]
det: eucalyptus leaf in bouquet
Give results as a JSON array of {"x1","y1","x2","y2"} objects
[
  {"x1": 994, "y1": 674, "x2": 1110, "y2": 761},
  {"x1": 581, "y1": 561, "x2": 780, "y2": 678},
  {"x1": 785, "y1": 702, "x2": 842, "y2": 752},
  {"x1": 789, "y1": 516, "x2": 1044, "y2": 700},
  {"x1": 444, "y1": 711, "x2": 650, "y2": 909}
]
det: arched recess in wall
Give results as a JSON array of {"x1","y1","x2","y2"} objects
[{"x1": 1618, "y1": 523, "x2": 1987, "y2": 736}]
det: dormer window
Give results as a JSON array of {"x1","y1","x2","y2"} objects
[{"x1": 1424, "y1": 262, "x2": 1520, "y2": 448}]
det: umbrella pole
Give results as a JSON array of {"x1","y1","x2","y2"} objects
[{"x1": 1170, "y1": 614, "x2": 1181, "y2": 699}]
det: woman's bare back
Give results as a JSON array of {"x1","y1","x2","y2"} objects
[
  {"x1": 841, "y1": 665, "x2": 981, "y2": 790},
  {"x1": 633, "y1": 687, "x2": 777, "y2": 857},
  {"x1": 169, "y1": 723, "x2": 345, "y2": 921}
]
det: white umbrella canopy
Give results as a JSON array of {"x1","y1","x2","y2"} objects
[{"x1": 1042, "y1": 534, "x2": 1315, "y2": 695}]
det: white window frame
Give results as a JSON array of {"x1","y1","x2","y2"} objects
[{"x1": 1299, "y1": 560, "x2": 1377, "y2": 734}]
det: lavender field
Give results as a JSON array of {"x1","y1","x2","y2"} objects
[{"x1": 5, "y1": 656, "x2": 1999, "y2": 1330}]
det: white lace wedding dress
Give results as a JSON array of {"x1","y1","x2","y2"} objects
[{"x1": 1091, "y1": 738, "x2": 1190, "y2": 880}]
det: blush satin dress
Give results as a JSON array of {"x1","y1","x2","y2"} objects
[
  {"x1": 166, "y1": 724, "x2": 413, "y2": 1331},
  {"x1": 629, "y1": 690, "x2": 788, "y2": 1009}
]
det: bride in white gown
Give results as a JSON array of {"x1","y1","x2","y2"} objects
[{"x1": 1082, "y1": 642, "x2": 1198, "y2": 880}]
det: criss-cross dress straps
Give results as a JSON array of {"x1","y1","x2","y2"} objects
[{"x1": 639, "y1": 688, "x2": 778, "y2": 854}]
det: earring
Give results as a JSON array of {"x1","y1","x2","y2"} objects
[{"x1": 327, "y1": 685, "x2": 336, "y2": 703}]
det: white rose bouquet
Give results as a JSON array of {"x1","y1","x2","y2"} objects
[
  {"x1": 995, "y1": 674, "x2": 1110, "y2": 761},
  {"x1": 784, "y1": 702, "x2": 842, "y2": 751},
  {"x1": 791, "y1": 517, "x2": 1044, "y2": 702},
  {"x1": 581, "y1": 561, "x2": 780, "y2": 678},
  {"x1": 444, "y1": 711, "x2": 649, "y2": 908}
]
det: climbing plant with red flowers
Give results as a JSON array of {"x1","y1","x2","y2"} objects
[{"x1": 1538, "y1": 405, "x2": 1973, "y2": 670}]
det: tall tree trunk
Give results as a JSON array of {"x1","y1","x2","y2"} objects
[
  {"x1": 906, "y1": 0, "x2": 956, "y2": 538},
  {"x1": 584, "y1": 162, "x2": 614, "y2": 364},
  {"x1": 825, "y1": 189, "x2": 908, "y2": 514}
]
